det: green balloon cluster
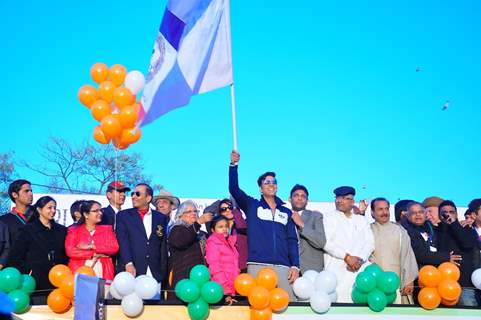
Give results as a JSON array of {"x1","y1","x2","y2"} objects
[
  {"x1": 351, "y1": 264, "x2": 400, "y2": 312},
  {"x1": 0, "y1": 268, "x2": 36, "y2": 314},
  {"x1": 175, "y1": 265, "x2": 224, "y2": 320}
]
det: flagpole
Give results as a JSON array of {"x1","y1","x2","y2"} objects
[{"x1": 226, "y1": 0, "x2": 238, "y2": 151}]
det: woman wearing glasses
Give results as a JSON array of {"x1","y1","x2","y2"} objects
[
  {"x1": 65, "y1": 200, "x2": 119, "y2": 282},
  {"x1": 167, "y1": 200, "x2": 213, "y2": 300}
]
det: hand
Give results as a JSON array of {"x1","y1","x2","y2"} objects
[
  {"x1": 198, "y1": 212, "x2": 213, "y2": 224},
  {"x1": 77, "y1": 242, "x2": 94, "y2": 250},
  {"x1": 93, "y1": 253, "x2": 109, "y2": 258},
  {"x1": 358, "y1": 200, "x2": 368, "y2": 215},
  {"x1": 449, "y1": 251, "x2": 462, "y2": 266},
  {"x1": 126, "y1": 264, "x2": 136, "y2": 277},
  {"x1": 230, "y1": 150, "x2": 240, "y2": 164},
  {"x1": 291, "y1": 211, "x2": 304, "y2": 229},
  {"x1": 287, "y1": 267, "x2": 299, "y2": 284},
  {"x1": 225, "y1": 296, "x2": 237, "y2": 306},
  {"x1": 401, "y1": 281, "x2": 414, "y2": 295},
  {"x1": 0, "y1": 264, "x2": 3, "y2": 270},
  {"x1": 344, "y1": 254, "x2": 362, "y2": 272},
  {"x1": 459, "y1": 220, "x2": 471, "y2": 227}
]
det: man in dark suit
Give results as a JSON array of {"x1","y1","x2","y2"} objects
[
  {"x1": 100, "y1": 181, "x2": 131, "y2": 227},
  {"x1": 289, "y1": 184, "x2": 326, "y2": 274},
  {"x1": 116, "y1": 183, "x2": 169, "y2": 287}
]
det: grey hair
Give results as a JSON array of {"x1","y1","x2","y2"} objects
[{"x1": 173, "y1": 200, "x2": 199, "y2": 226}]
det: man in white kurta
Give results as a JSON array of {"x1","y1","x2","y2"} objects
[{"x1": 323, "y1": 186, "x2": 374, "y2": 302}]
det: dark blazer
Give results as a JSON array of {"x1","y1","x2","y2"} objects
[
  {"x1": 298, "y1": 210, "x2": 326, "y2": 274},
  {"x1": 405, "y1": 222, "x2": 450, "y2": 267},
  {"x1": 8, "y1": 218, "x2": 68, "y2": 290},
  {"x1": 0, "y1": 212, "x2": 28, "y2": 248},
  {"x1": 115, "y1": 208, "x2": 169, "y2": 283},
  {"x1": 100, "y1": 205, "x2": 116, "y2": 227},
  {"x1": 0, "y1": 221, "x2": 9, "y2": 266}
]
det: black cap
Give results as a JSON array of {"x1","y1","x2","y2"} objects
[{"x1": 333, "y1": 186, "x2": 356, "y2": 197}]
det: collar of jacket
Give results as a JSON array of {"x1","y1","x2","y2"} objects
[{"x1": 260, "y1": 195, "x2": 285, "y2": 208}]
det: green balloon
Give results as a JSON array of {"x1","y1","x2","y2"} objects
[
  {"x1": 377, "y1": 271, "x2": 400, "y2": 294},
  {"x1": 364, "y1": 264, "x2": 383, "y2": 280},
  {"x1": 200, "y1": 281, "x2": 224, "y2": 304},
  {"x1": 385, "y1": 292, "x2": 396, "y2": 304},
  {"x1": 188, "y1": 298, "x2": 209, "y2": 320},
  {"x1": 355, "y1": 272, "x2": 376, "y2": 293},
  {"x1": 351, "y1": 286, "x2": 368, "y2": 304},
  {"x1": 176, "y1": 279, "x2": 200, "y2": 303},
  {"x1": 20, "y1": 275, "x2": 36, "y2": 295},
  {"x1": 189, "y1": 265, "x2": 210, "y2": 287},
  {"x1": 0, "y1": 267, "x2": 22, "y2": 293},
  {"x1": 367, "y1": 289, "x2": 387, "y2": 312},
  {"x1": 8, "y1": 289, "x2": 30, "y2": 314}
]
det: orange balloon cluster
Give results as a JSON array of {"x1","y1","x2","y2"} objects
[
  {"x1": 47, "y1": 264, "x2": 96, "y2": 313},
  {"x1": 234, "y1": 269, "x2": 289, "y2": 320},
  {"x1": 418, "y1": 262, "x2": 462, "y2": 310},
  {"x1": 78, "y1": 63, "x2": 143, "y2": 150}
]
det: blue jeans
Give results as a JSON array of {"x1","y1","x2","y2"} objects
[{"x1": 458, "y1": 288, "x2": 479, "y2": 307}]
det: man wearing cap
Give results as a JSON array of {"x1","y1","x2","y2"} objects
[
  {"x1": 100, "y1": 181, "x2": 131, "y2": 227},
  {"x1": 153, "y1": 189, "x2": 180, "y2": 233},
  {"x1": 323, "y1": 186, "x2": 374, "y2": 302},
  {"x1": 289, "y1": 184, "x2": 326, "y2": 273},
  {"x1": 423, "y1": 196, "x2": 444, "y2": 227}
]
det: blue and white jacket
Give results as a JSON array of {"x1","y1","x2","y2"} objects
[{"x1": 229, "y1": 165, "x2": 300, "y2": 269}]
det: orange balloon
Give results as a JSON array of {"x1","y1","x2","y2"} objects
[
  {"x1": 49, "y1": 264, "x2": 73, "y2": 288},
  {"x1": 269, "y1": 288, "x2": 289, "y2": 312},
  {"x1": 90, "y1": 62, "x2": 109, "y2": 84},
  {"x1": 91, "y1": 100, "x2": 112, "y2": 121},
  {"x1": 418, "y1": 287, "x2": 441, "y2": 310},
  {"x1": 441, "y1": 298, "x2": 459, "y2": 307},
  {"x1": 76, "y1": 266, "x2": 96, "y2": 277},
  {"x1": 59, "y1": 274, "x2": 75, "y2": 300},
  {"x1": 78, "y1": 85, "x2": 98, "y2": 108},
  {"x1": 109, "y1": 64, "x2": 127, "y2": 86},
  {"x1": 99, "y1": 81, "x2": 116, "y2": 103},
  {"x1": 418, "y1": 265, "x2": 441, "y2": 288},
  {"x1": 438, "y1": 262, "x2": 460, "y2": 282},
  {"x1": 248, "y1": 286, "x2": 270, "y2": 310},
  {"x1": 251, "y1": 307, "x2": 272, "y2": 320},
  {"x1": 47, "y1": 289, "x2": 71, "y2": 314},
  {"x1": 256, "y1": 268, "x2": 278, "y2": 291},
  {"x1": 119, "y1": 105, "x2": 139, "y2": 128},
  {"x1": 93, "y1": 126, "x2": 110, "y2": 144},
  {"x1": 131, "y1": 102, "x2": 141, "y2": 114},
  {"x1": 112, "y1": 137, "x2": 129, "y2": 150},
  {"x1": 235, "y1": 273, "x2": 256, "y2": 297},
  {"x1": 100, "y1": 115, "x2": 122, "y2": 139},
  {"x1": 120, "y1": 128, "x2": 141, "y2": 145},
  {"x1": 438, "y1": 279, "x2": 461, "y2": 301},
  {"x1": 113, "y1": 87, "x2": 134, "y2": 108}
]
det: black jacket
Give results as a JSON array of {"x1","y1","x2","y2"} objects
[
  {"x1": 0, "y1": 212, "x2": 29, "y2": 247},
  {"x1": 8, "y1": 218, "x2": 68, "y2": 290},
  {"x1": 100, "y1": 205, "x2": 116, "y2": 227},
  {"x1": 0, "y1": 221, "x2": 9, "y2": 266},
  {"x1": 405, "y1": 221, "x2": 450, "y2": 267}
]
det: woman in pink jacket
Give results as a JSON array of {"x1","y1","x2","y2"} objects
[{"x1": 205, "y1": 215, "x2": 240, "y2": 304}]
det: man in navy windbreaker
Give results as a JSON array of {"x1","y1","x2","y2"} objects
[{"x1": 229, "y1": 150, "x2": 300, "y2": 301}]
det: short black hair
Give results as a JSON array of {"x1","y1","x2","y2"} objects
[
  {"x1": 370, "y1": 197, "x2": 390, "y2": 211},
  {"x1": 70, "y1": 200, "x2": 85, "y2": 222},
  {"x1": 439, "y1": 200, "x2": 457, "y2": 212},
  {"x1": 136, "y1": 183, "x2": 153, "y2": 197},
  {"x1": 257, "y1": 172, "x2": 276, "y2": 187},
  {"x1": 290, "y1": 184, "x2": 309, "y2": 198},
  {"x1": 209, "y1": 215, "x2": 229, "y2": 232},
  {"x1": 394, "y1": 199, "x2": 413, "y2": 222},
  {"x1": 8, "y1": 179, "x2": 31, "y2": 202}
]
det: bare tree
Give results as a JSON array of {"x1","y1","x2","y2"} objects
[{"x1": 0, "y1": 152, "x2": 15, "y2": 212}]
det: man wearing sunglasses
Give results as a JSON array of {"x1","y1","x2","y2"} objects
[
  {"x1": 116, "y1": 183, "x2": 169, "y2": 296},
  {"x1": 229, "y1": 150, "x2": 300, "y2": 301},
  {"x1": 323, "y1": 186, "x2": 374, "y2": 302}
]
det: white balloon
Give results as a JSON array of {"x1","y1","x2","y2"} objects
[
  {"x1": 302, "y1": 270, "x2": 319, "y2": 283},
  {"x1": 314, "y1": 270, "x2": 337, "y2": 294},
  {"x1": 113, "y1": 272, "x2": 136, "y2": 296},
  {"x1": 109, "y1": 283, "x2": 123, "y2": 300},
  {"x1": 309, "y1": 291, "x2": 331, "y2": 314},
  {"x1": 293, "y1": 277, "x2": 315, "y2": 300},
  {"x1": 328, "y1": 291, "x2": 338, "y2": 303},
  {"x1": 135, "y1": 275, "x2": 159, "y2": 300},
  {"x1": 124, "y1": 70, "x2": 146, "y2": 95},
  {"x1": 121, "y1": 293, "x2": 144, "y2": 317},
  {"x1": 471, "y1": 268, "x2": 481, "y2": 290}
]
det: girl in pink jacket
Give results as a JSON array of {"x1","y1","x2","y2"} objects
[{"x1": 205, "y1": 215, "x2": 240, "y2": 304}]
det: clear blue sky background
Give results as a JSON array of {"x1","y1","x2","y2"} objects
[{"x1": 1, "y1": 0, "x2": 480, "y2": 205}]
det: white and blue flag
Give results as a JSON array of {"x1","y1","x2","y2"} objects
[{"x1": 140, "y1": 0, "x2": 233, "y2": 126}]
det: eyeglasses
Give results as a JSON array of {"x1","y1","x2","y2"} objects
[
  {"x1": 220, "y1": 205, "x2": 233, "y2": 212},
  {"x1": 262, "y1": 179, "x2": 277, "y2": 185},
  {"x1": 90, "y1": 209, "x2": 101, "y2": 213},
  {"x1": 131, "y1": 191, "x2": 143, "y2": 197},
  {"x1": 183, "y1": 210, "x2": 199, "y2": 215}
]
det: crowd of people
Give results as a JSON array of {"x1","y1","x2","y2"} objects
[{"x1": 0, "y1": 150, "x2": 480, "y2": 308}]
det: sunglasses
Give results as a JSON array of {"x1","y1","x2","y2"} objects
[
  {"x1": 131, "y1": 191, "x2": 143, "y2": 197},
  {"x1": 220, "y1": 205, "x2": 233, "y2": 212},
  {"x1": 262, "y1": 179, "x2": 277, "y2": 185}
]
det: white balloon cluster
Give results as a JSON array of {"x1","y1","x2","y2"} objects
[
  {"x1": 110, "y1": 272, "x2": 159, "y2": 318},
  {"x1": 293, "y1": 270, "x2": 337, "y2": 314},
  {"x1": 472, "y1": 268, "x2": 481, "y2": 290}
]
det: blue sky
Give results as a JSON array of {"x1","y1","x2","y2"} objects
[{"x1": 1, "y1": 0, "x2": 480, "y2": 205}]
